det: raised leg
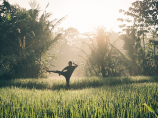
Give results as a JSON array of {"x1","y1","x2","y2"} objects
[
  {"x1": 47, "y1": 70, "x2": 67, "y2": 77},
  {"x1": 47, "y1": 70, "x2": 61, "y2": 75},
  {"x1": 47, "y1": 70, "x2": 59, "y2": 73}
]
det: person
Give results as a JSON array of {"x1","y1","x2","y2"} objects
[{"x1": 47, "y1": 61, "x2": 78, "y2": 89}]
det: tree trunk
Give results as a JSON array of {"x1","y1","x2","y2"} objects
[{"x1": 143, "y1": 32, "x2": 145, "y2": 55}]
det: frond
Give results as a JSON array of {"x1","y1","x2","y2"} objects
[
  {"x1": 78, "y1": 47, "x2": 90, "y2": 57},
  {"x1": 51, "y1": 16, "x2": 67, "y2": 30},
  {"x1": 42, "y1": 33, "x2": 62, "y2": 52},
  {"x1": 29, "y1": 0, "x2": 38, "y2": 10},
  {"x1": 82, "y1": 41, "x2": 95, "y2": 53},
  {"x1": 109, "y1": 43, "x2": 131, "y2": 65}
]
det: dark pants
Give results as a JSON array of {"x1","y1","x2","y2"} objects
[{"x1": 49, "y1": 70, "x2": 70, "y2": 88}]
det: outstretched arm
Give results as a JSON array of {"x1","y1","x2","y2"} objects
[{"x1": 73, "y1": 62, "x2": 78, "y2": 67}]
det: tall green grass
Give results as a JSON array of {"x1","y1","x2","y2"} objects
[{"x1": 0, "y1": 76, "x2": 158, "y2": 117}]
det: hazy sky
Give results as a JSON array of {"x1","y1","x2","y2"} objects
[{"x1": 9, "y1": 0, "x2": 136, "y2": 33}]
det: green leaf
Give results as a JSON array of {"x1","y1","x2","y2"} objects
[
  {"x1": 143, "y1": 103, "x2": 158, "y2": 117},
  {"x1": 31, "y1": 31, "x2": 35, "y2": 36},
  {"x1": 6, "y1": 14, "x2": 11, "y2": 21},
  {"x1": 143, "y1": 103, "x2": 155, "y2": 113}
]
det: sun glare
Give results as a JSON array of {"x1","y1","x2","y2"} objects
[
  {"x1": 60, "y1": 0, "x2": 127, "y2": 33},
  {"x1": 9, "y1": 0, "x2": 133, "y2": 33}
]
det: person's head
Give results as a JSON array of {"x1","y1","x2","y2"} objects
[{"x1": 68, "y1": 61, "x2": 72, "y2": 66}]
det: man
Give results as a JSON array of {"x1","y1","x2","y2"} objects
[{"x1": 47, "y1": 61, "x2": 78, "y2": 89}]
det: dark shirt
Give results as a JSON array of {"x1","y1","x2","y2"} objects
[{"x1": 63, "y1": 66, "x2": 77, "y2": 77}]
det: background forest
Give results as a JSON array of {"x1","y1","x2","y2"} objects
[
  {"x1": 1, "y1": 0, "x2": 158, "y2": 118},
  {"x1": 1, "y1": 0, "x2": 158, "y2": 79}
]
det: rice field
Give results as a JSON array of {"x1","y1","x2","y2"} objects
[{"x1": 0, "y1": 76, "x2": 158, "y2": 118}]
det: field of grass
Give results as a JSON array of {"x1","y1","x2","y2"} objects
[{"x1": 0, "y1": 76, "x2": 158, "y2": 118}]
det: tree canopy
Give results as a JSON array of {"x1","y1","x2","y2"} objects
[{"x1": 0, "y1": 0, "x2": 64, "y2": 79}]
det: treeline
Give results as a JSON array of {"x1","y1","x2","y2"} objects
[
  {"x1": 0, "y1": 0, "x2": 64, "y2": 79},
  {"x1": 80, "y1": 0, "x2": 158, "y2": 77},
  {"x1": 118, "y1": 0, "x2": 158, "y2": 76},
  {"x1": 1, "y1": 0, "x2": 158, "y2": 79}
]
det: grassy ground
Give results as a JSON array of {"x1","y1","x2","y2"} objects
[{"x1": 0, "y1": 76, "x2": 158, "y2": 117}]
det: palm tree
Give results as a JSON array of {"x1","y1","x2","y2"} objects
[
  {"x1": 81, "y1": 27, "x2": 128, "y2": 77},
  {"x1": 0, "y1": 0, "x2": 65, "y2": 78},
  {"x1": 119, "y1": 28, "x2": 144, "y2": 75}
]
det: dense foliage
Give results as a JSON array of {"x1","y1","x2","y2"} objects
[
  {"x1": 2, "y1": 0, "x2": 158, "y2": 78},
  {"x1": 78, "y1": 0, "x2": 158, "y2": 77},
  {"x1": 81, "y1": 0, "x2": 158, "y2": 77},
  {"x1": 0, "y1": 0, "x2": 63, "y2": 79},
  {"x1": 118, "y1": 0, "x2": 158, "y2": 76}
]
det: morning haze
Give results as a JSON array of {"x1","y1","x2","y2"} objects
[{"x1": 0, "y1": 0, "x2": 158, "y2": 117}]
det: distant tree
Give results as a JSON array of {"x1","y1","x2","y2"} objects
[
  {"x1": 80, "y1": 27, "x2": 127, "y2": 77},
  {"x1": 119, "y1": 28, "x2": 144, "y2": 75}
]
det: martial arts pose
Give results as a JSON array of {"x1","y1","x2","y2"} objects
[{"x1": 47, "y1": 61, "x2": 78, "y2": 89}]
